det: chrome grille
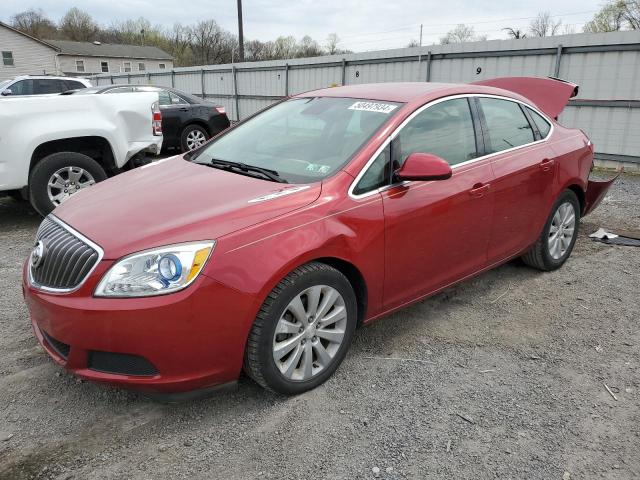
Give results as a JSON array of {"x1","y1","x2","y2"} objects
[{"x1": 29, "y1": 216, "x2": 102, "y2": 291}]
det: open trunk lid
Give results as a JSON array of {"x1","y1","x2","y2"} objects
[{"x1": 472, "y1": 76, "x2": 579, "y2": 119}]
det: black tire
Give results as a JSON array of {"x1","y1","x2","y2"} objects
[
  {"x1": 521, "y1": 189, "x2": 581, "y2": 271},
  {"x1": 29, "y1": 152, "x2": 107, "y2": 216},
  {"x1": 244, "y1": 262, "x2": 358, "y2": 395},
  {"x1": 180, "y1": 124, "x2": 210, "y2": 152}
]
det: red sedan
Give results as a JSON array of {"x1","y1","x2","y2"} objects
[{"x1": 23, "y1": 77, "x2": 614, "y2": 398}]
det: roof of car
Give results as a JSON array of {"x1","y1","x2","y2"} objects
[{"x1": 297, "y1": 82, "x2": 522, "y2": 104}]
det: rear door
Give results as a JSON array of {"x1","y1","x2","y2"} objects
[
  {"x1": 379, "y1": 97, "x2": 495, "y2": 309},
  {"x1": 153, "y1": 90, "x2": 191, "y2": 146},
  {"x1": 476, "y1": 96, "x2": 556, "y2": 261}
]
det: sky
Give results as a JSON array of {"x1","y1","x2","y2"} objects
[{"x1": 2, "y1": 0, "x2": 604, "y2": 51}]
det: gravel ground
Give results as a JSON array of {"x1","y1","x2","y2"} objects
[{"x1": 0, "y1": 173, "x2": 639, "y2": 480}]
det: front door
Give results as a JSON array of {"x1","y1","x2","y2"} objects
[{"x1": 381, "y1": 97, "x2": 495, "y2": 310}]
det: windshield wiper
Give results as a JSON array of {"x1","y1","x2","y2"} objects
[{"x1": 207, "y1": 159, "x2": 288, "y2": 183}]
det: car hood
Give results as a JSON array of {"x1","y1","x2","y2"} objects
[{"x1": 53, "y1": 157, "x2": 321, "y2": 259}]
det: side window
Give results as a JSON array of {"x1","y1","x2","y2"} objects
[
  {"x1": 526, "y1": 107, "x2": 551, "y2": 138},
  {"x1": 353, "y1": 144, "x2": 391, "y2": 195},
  {"x1": 10, "y1": 79, "x2": 33, "y2": 95},
  {"x1": 101, "y1": 61, "x2": 109, "y2": 73},
  {"x1": 123, "y1": 62, "x2": 132, "y2": 72},
  {"x1": 169, "y1": 92, "x2": 187, "y2": 105},
  {"x1": 33, "y1": 79, "x2": 62, "y2": 94},
  {"x1": 75, "y1": 60, "x2": 85, "y2": 72},
  {"x1": 157, "y1": 90, "x2": 172, "y2": 106},
  {"x1": 138, "y1": 62, "x2": 146, "y2": 71},
  {"x1": 64, "y1": 80, "x2": 86, "y2": 90},
  {"x1": 479, "y1": 98, "x2": 535, "y2": 153},
  {"x1": 396, "y1": 98, "x2": 478, "y2": 167}
]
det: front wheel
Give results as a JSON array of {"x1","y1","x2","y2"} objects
[
  {"x1": 180, "y1": 125, "x2": 209, "y2": 152},
  {"x1": 28, "y1": 152, "x2": 107, "y2": 216},
  {"x1": 521, "y1": 189, "x2": 581, "y2": 271},
  {"x1": 244, "y1": 262, "x2": 358, "y2": 395}
]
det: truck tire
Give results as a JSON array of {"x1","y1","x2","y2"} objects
[{"x1": 29, "y1": 152, "x2": 107, "y2": 216}]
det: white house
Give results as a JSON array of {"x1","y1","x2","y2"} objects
[
  {"x1": 47, "y1": 40, "x2": 174, "y2": 76},
  {"x1": 0, "y1": 21, "x2": 58, "y2": 80},
  {"x1": 0, "y1": 22, "x2": 173, "y2": 81}
]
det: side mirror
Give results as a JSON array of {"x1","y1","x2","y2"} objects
[
  {"x1": 1, "y1": 89, "x2": 12, "y2": 96},
  {"x1": 395, "y1": 153, "x2": 452, "y2": 181}
]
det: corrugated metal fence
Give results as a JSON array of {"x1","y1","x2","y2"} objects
[{"x1": 94, "y1": 30, "x2": 640, "y2": 166}]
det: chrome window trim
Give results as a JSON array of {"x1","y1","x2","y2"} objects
[
  {"x1": 348, "y1": 93, "x2": 554, "y2": 200},
  {"x1": 28, "y1": 215, "x2": 105, "y2": 294}
]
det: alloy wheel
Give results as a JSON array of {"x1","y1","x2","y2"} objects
[
  {"x1": 548, "y1": 201, "x2": 576, "y2": 260},
  {"x1": 272, "y1": 285, "x2": 347, "y2": 381},
  {"x1": 186, "y1": 130, "x2": 207, "y2": 150},
  {"x1": 47, "y1": 166, "x2": 96, "y2": 206}
]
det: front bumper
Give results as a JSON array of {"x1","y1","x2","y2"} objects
[{"x1": 23, "y1": 263, "x2": 258, "y2": 394}]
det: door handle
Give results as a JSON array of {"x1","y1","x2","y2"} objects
[
  {"x1": 469, "y1": 183, "x2": 490, "y2": 198},
  {"x1": 179, "y1": 107, "x2": 189, "y2": 112},
  {"x1": 539, "y1": 158, "x2": 555, "y2": 172}
]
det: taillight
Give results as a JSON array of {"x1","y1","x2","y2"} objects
[
  {"x1": 215, "y1": 106, "x2": 226, "y2": 115},
  {"x1": 152, "y1": 101, "x2": 162, "y2": 136}
]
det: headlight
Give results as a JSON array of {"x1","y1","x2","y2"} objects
[{"x1": 94, "y1": 241, "x2": 215, "y2": 297}]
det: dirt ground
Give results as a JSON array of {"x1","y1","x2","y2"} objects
[{"x1": 0, "y1": 173, "x2": 638, "y2": 480}]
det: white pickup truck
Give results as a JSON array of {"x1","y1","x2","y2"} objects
[{"x1": 0, "y1": 92, "x2": 163, "y2": 215}]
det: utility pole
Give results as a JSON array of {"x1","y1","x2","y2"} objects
[
  {"x1": 237, "y1": 0, "x2": 245, "y2": 62},
  {"x1": 419, "y1": 24, "x2": 423, "y2": 47}
]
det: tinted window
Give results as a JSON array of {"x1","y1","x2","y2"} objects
[
  {"x1": 33, "y1": 79, "x2": 65, "y2": 94},
  {"x1": 353, "y1": 144, "x2": 391, "y2": 195},
  {"x1": 526, "y1": 107, "x2": 551, "y2": 138},
  {"x1": 479, "y1": 98, "x2": 535, "y2": 153},
  {"x1": 193, "y1": 97, "x2": 400, "y2": 184},
  {"x1": 397, "y1": 98, "x2": 478, "y2": 167},
  {"x1": 9, "y1": 79, "x2": 33, "y2": 95},
  {"x1": 64, "y1": 80, "x2": 85, "y2": 90}
]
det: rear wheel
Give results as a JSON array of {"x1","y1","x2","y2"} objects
[
  {"x1": 180, "y1": 125, "x2": 209, "y2": 152},
  {"x1": 521, "y1": 190, "x2": 580, "y2": 271},
  {"x1": 244, "y1": 262, "x2": 358, "y2": 395},
  {"x1": 29, "y1": 152, "x2": 107, "y2": 216}
]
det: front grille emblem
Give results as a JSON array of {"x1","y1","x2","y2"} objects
[{"x1": 31, "y1": 241, "x2": 46, "y2": 269}]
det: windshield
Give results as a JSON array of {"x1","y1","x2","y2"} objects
[{"x1": 191, "y1": 97, "x2": 402, "y2": 183}]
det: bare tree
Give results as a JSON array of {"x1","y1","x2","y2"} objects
[
  {"x1": 325, "y1": 33, "x2": 340, "y2": 55},
  {"x1": 59, "y1": 7, "x2": 99, "y2": 41},
  {"x1": 584, "y1": 0, "x2": 640, "y2": 31},
  {"x1": 503, "y1": 27, "x2": 526, "y2": 39},
  {"x1": 10, "y1": 9, "x2": 57, "y2": 39},
  {"x1": 406, "y1": 39, "x2": 420, "y2": 47},
  {"x1": 529, "y1": 11, "x2": 562, "y2": 37},
  {"x1": 297, "y1": 35, "x2": 323, "y2": 57},
  {"x1": 440, "y1": 24, "x2": 483, "y2": 44},
  {"x1": 623, "y1": 0, "x2": 640, "y2": 29}
]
